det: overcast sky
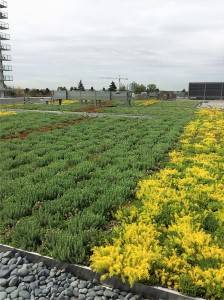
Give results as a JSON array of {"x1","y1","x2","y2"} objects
[{"x1": 9, "y1": 0, "x2": 224, "y2": 90}]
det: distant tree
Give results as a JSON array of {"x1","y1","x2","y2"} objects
[
  {"x1": 44, "y1": 88, "x2": 51, "y2": 96},
  {"x1": 119, "y1": 84, "x2": 126, "y2": 91},
  {"x1": 40, "y1": 89, "x2": 45, "y2": 96},
  {"x1": 102, "y1": 87, "x2": 106, "y2": 91},
  {"x1": 28, "y1": 89, "x2": 36, "y2": 97},
  {"x1": 131, "y1": 82, "x2": 146, "y2": 94},
  {"x1": 90, "y1": 86, "x2": 94, "y2": 91},
  {"x1": 5, "y1": 86, "x2": 16, "y2": 97},
  {"x1": 130, "y1": 82, "x2": 137, "y2": 92},
  {"x1": 147, "y1": 84, "x2": 158, "y2": 93},
  {"x1": 109, "y1": 81, "x2": 117, "y2": 91},
  {"x1": 29, "y1": 89, "x2": 38, "y2": 97},
  {"x1": 57, "y1": 87, "x2": 67, "y2": 91},
  {"x1": 24, "y1": 88, "x2": 30, "y2": 95},
  {"x1": 78, "y1": 80, "x2": 85, "y2": 91},
  {"x1": 14, "y1": 87, "x2": 24, "y2": 97},
  {"x1": 70, "y1": 85, "x2": 78, "y2": 91}
]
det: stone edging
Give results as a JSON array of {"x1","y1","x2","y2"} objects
[{"x1": 0, "y1": 244, "x2": 204, "y2": 300}]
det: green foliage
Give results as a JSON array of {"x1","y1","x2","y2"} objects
[
  {"x1": 78, "y1": 80, "x2": 85, "y2": 91},
  {"x1": 130, "y1": 81, "x2": 146, "y2": 94},
  {"x1": 0, "y1": 112, "x2": 79, "y2": 138},
  {"x1": 179, "y1": 275, "x2": 199, "y2": 297},
  {"x1": 0, "y1": 101, "x2": 197, "y2": 263},
  {"x1": 109, "y1": 81, "x2": 117, "y2": 91},
  {"x1": 10, "y1": 218, "x2": 42, "y2": 251},
  {"x1": 202, "y1": 212, "x2": 219, "y2": 233},
  {"x1": 147, "y1": 83, "x2": 159, "y2": 93}
]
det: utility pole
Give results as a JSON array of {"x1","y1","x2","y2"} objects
[{"x1": 0, "y1": 0, "x2": 12, "y2": 98}]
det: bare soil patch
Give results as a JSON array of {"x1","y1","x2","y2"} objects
[{"x1": 1, "y1": 117, "x2": 88, "y2": 141}]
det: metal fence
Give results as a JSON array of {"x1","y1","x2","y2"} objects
[{"x1": 53, "y1": 90, "x2": 132, "y2": 106}]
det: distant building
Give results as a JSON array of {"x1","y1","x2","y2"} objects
[
  {"x1": 189, "y1": 82, "x2": 224, "y2": 100},
  {"x1": 159, "y1": 91, "x2": 176, "y2": 100},
  {"x1": 175, "y1": 90, "x2": 188, "y2": 98},
  {"x1": 0, "y1": 0, "x2": 12, "y2": 98}
]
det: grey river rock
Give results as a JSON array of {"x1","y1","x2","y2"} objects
[{"x1": 0, "y1": 251, "x2": 150, "y2": 300}]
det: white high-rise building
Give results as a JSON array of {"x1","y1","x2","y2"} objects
[{"x1": 0, "y1": 0, "x2": 12, "y2": 98}]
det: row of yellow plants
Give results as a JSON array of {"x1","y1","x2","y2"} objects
[
  {"x1": 0, "y1": 100, "x2": 78, "y2": 107},
  {"x1": 135, "y1": 99, "x2": 159, "y2": 106},
  {"x1": 45, "y1": 99, "x2": 78, "y2": 105},
  {"x1": 62, "y1": 99, "x2": 79, "y2": 105},
  {"x1": 0, "y1": 104, "x2": 23, "y2": 108},
  {"x1": 0, "y1": 111, "x2": 16, "y2": 117},
  {"x1": 91, "y1": 109, "x2": 224, "y2": 299}
]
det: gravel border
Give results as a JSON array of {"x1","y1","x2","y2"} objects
[
  {"x1": 0, "y1": 245, "x2": 204, "y2": 300},
  {"x1": 0, "y1": 250, "x2": 151, "y2": 300}
]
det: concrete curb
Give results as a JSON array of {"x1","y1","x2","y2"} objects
[{"x1": 0, "y1": 244, "x2": 204, "y2": 300}]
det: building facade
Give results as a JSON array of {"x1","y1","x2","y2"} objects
[
  {"x1": 189, "y1": 82, "x2": 224, "y2": 100},
  {"x1": 0, "y1": 0, "x2": 12, "y2": 98}
]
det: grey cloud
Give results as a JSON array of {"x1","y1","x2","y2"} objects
[{"x1": 9, "y1": 0, "x2": 224, "y2": 89}]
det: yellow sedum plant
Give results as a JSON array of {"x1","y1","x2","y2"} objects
[
  {"x1": 92, "y1": 223, "x2": 161, "y2": 287},
  {"x1": 0, "y1": 111, "x2": 16, "y2": 117},
  {"x1": 91, "y1": 109, "x2": 224, "y2": 299},
  {"x1": 135, "y1": 99, "x2": 159, "y2": 106},
  {"x1": 62, "y1": 99, "x2": 79, "y2": 105}
]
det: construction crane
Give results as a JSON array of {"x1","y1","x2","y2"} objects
[{"x1": 100, "y1": 75, "x2": 129, "y2": 90}]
